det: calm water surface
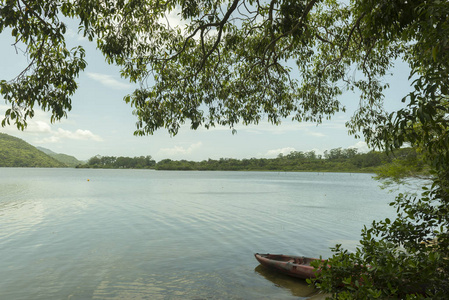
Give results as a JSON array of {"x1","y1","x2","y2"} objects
[{"x1": 0, "y1": 169, "x2": 397, "y2": 299}]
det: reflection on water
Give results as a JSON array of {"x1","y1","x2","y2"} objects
[
  {"x1": 254, "y1": 265, "x2": 317, "y2": 298},
  {"x1": 0, "y1": 169, "x2": 397, "y2": 299},
  {"x1": 0, "y1": 199, "x2": 45, "y2": 241},
  {"x1": 92, "y1": 272, "x2": 235, "y2": 300}
]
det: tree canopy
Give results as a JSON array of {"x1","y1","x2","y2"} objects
[
  {"x1": 3, "y1": 0, "x2": 444, "y2": 137},
  {"x1": 1, "y1": 0, "x2": 449, "y2": 298}
]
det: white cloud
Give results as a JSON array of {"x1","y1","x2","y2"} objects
[
  {"x1": 309, "y1": 148, "x2": 325, "y2": 156},
  {"x1": 307, "y1": 131, "x2": 327, "y2": 137},
  {"x1": 34, "y1": 128, "x2": 102, "y2": 143},
  {"x1": 233, "y1": 120, "x2": 334, "y2": 137},
  {"x1": 64, "y1": 27, "x2": 77, "y2": 39},
  {"x1": 25, "y1": 120, "x2": 52, "y2": 133},
  {"x1": 0, "y1": 106, "x2": 51, "y2": 134},
  {"x1": 54, "y1": 128, "x2": 103, "y2": 141},
  {"x1": 36, "y1": 136, "x2": 60, "y2": 144},
  {"x1": 0, "y1": 105, "x2": 101, "y2": 141},
  {"x1": 163, "y1": 8, "x2": 187, "y2": 29},
  {"x1": 265, "y1": 147, "x2": 297, "y2": 158},
  {"x1": 158, "y1": 142, "x2": 202, "y2": 157},
  {"x1": 86, "y1": 72, "x2": 131, "y2": 90},
  {"x1": 0, "y1": 103, "x2": 103, "y2": 145},
  {"x1": 350, "y1": 141, "x2": 370, "y2": 153}
]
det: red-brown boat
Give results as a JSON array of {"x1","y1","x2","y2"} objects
[{"x1": 254, "y1": 253, "x2": 321, "y2": 279}]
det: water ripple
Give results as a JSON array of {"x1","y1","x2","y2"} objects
[{"x1": 0, "y1": 169, "x2": 398, "y2": 300}]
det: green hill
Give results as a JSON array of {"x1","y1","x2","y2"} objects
[
  {"x1": 0, "y1": 133, "x2": 66, "y2": 167},
  {"x1": 36, "y1": 146, "x2": 82, "y2": 167}
]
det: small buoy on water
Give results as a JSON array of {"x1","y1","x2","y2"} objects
[{"x1": 87, "y1": 179, "x2": 90, "y2": 182}]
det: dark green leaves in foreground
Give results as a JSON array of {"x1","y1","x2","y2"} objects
[{"x1": 0, "y1": 0, "x2": 88, "y2": 129}]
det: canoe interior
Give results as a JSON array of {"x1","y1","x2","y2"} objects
[
  {"x1": 255, "y1": 254, "x2": 316, "y2": 266},
  {"x1": 254, "y1": 253, "x2": 320, "y2": 279}
]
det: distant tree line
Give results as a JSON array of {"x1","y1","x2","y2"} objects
[
  {"x1": 155, "y1": 148, "x2": 386, "y2": 172},
  {"x1": 77, "y1": 155, "x2": 156, "y2": 169},
  {"x1": 78, "y1": 148, "x2": 426, "y2": 175}
]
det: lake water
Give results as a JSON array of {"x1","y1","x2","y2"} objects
[{"x1": 0, "y1": 168, "x2": 397, "y2": 299}]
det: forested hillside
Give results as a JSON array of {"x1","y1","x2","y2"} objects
[
  {"x1": 36, "y1": 147, "x2": 82, "y2": 167},
  {"x1": 0, "y1": 133, "x2": 66, "y2": 167}
]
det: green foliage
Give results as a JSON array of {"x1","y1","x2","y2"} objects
[
  {"x1": 374, "y1": 148, "x2": 430, "y2": 186},
  {"x1": 0, "y1": 132, "x2": 66, "y2": 167},
  {"x1": 308, "y1": 0, "x2": 449, "y2": 298},
  {"x1": 154, "y1": 148, "x2": 382, "y2": 172},
  {"x1": 0, "y1": 0, "x2": 396, "y2": 135},
  {"x1": 2, "y1": 0, "x2": 449, "y2": 298},
  {"x1": 0, "y1": 0, "x2": 87, "y2": 129},
  {"x1": 152, "y1": 147, "x2": 425, "y2": 173},
  {"x1": 78, "y1": 147, "x2": 425, "y2": 174},
  {"x1": 36, "y1": 146, "x2": 82, "y2": 167},
  {"x1": 78, "y1": 155, "x2": 156, "y2": 169},
  {"x1": 312, "y1": 190, "x2": 449, "y2": 298}
]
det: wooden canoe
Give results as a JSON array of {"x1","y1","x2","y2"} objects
[{"x1": 254, "y1": 253, "x2": 321, "y2": 279}]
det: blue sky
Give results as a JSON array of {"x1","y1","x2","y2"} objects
[{"x1": 0, "y1": 18, "x2": 411, "y2": 162}]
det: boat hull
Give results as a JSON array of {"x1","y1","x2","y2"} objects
[{"x1": 254, "y1": 253, "x2": 320, "y2": 279}]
